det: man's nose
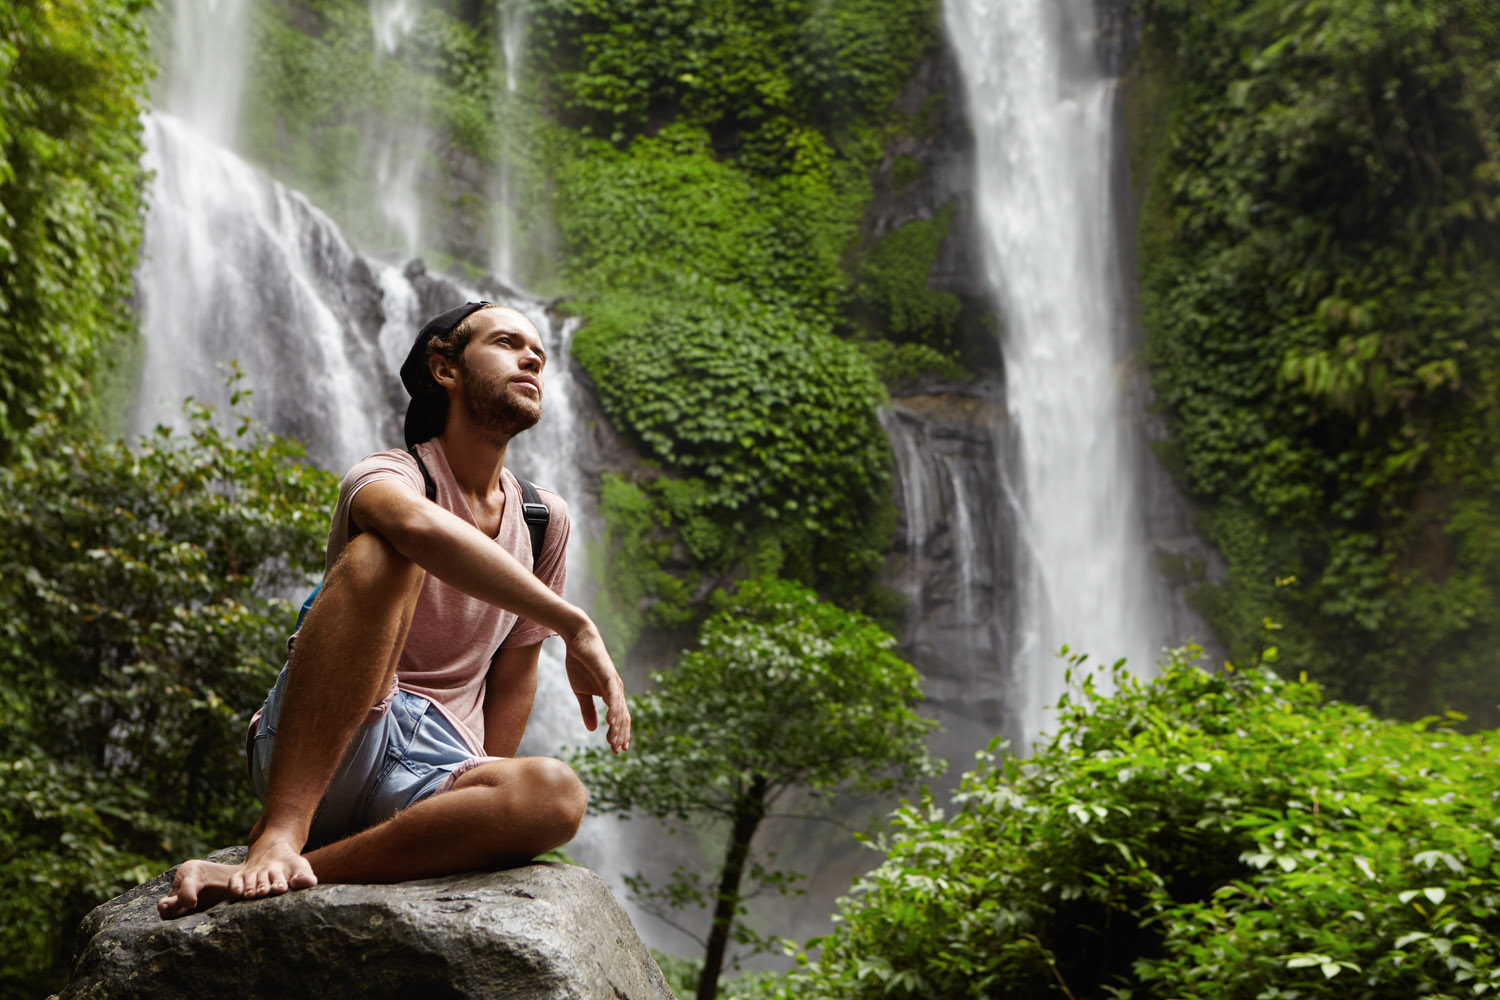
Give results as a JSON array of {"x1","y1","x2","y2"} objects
[{"x1": 520, "y1": 348, "x2": 543, "y2": 371}]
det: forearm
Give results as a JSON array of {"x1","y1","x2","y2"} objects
[{"x1": 383, "y1": 501, "x2": 589, "y2": 638}]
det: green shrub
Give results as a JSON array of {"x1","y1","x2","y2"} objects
[
  {"x1": 528, "y1": 0, "x2": 937, "y2": 145},
  {"x1": 793, "y1": 648, "x2": 1500, "y2": 998},
  {"x1": 853, "y1": 203, "x2": 961, "y2": 350},
  {"x1": 571, "y1": 282, "x2": 892, "y2": 597},
  {"x1": 0, "y1": 389, "x2": 337, "y2": 996},
  {"x1": 575, "y1": 576, "x2": 939, "y2": 1000}
]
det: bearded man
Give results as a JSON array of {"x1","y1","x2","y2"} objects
[{"x1": 159, "y1": 301, "x2": 630, "y2": 918}]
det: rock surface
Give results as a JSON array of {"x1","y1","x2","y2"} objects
[{"x1": 55, "y1": 850, "x2": 675, "y2": 1000}]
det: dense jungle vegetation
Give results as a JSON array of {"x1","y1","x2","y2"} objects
[
  {"x1": 3, "y1": 0, "x2": 1499, "y2": 997},
  {"x1": 1132, "y1": 0, "x2": 1500, "y2": 726}
]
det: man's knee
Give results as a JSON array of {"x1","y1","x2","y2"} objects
[{"x1": 500, "y1": 757, "x2": 586, "y2": 842}]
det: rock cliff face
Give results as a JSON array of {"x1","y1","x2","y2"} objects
[
  {"x1": 879, "y1": 376, "x2": 1023, "y2": 756},
  {"x1": 55, "y1": 850, "x2": 674, "y2": 1000}
]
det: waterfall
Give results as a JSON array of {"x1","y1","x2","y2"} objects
[
  {"x1": 139, "y1": 0, "x2": 623, "y2": 883},
  {"x1": 490, "y1": 0, "x2": 528, "y2": 281},
  {"x1": 944, "y1": 0, "x2": 1163, "y2": 742}
]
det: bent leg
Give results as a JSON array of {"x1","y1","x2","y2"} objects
[
  {"x1": 305, "y1": 756, "x2": 587, "y2": 884},
  {"x1": 226, "y1": 531, "x2": 424, "y2": 904},
  {"x1": 159, "y1": 757, "x2": 585, "y2": 918}
]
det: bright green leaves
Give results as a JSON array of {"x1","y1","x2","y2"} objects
[
  {"x1": 852, "y1": 203, "x2": 963, "y2": 358},
  {"x1": 0, "y1": 0, "x2": 153, "y2": 456},
  {"x1": 572, "y1": 282, "x2": 892, "y2": 601},
  {"x1": 792, "y1": 650, "x2": 1500, "y2": 999},
  {"x1": 528, "y1": 0, "x2": 937, "y2": 149},
  {"x1": 556, "y1": 122, "x2": 896, "y2": 606}
]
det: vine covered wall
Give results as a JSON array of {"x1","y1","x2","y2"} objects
[{"x1": 1131, "y1": 0, "x2": 1500, "y2": 724}]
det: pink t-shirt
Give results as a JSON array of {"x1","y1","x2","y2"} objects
[{"x1": 322, "y1": 439, "x2": 568, "y2": 754}]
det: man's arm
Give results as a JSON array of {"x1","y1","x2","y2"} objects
[
  {"x1": 483, "y1": 644, "x2": 541, "y2": 757},
  {"x1": 352, "y1": 479, "x2": 631, "y2": 753}
]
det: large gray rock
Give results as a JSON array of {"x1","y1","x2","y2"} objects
[{"x1": 56, "y1": 849, "x2": 675, "y2": 1000}]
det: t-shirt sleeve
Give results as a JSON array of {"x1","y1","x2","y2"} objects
[
  {"x1": 500, "y1": 489, "x2": 570, "y2": 649},
  {"x1": 324, "y1": 450, "x2": 425, "y2": 574}
]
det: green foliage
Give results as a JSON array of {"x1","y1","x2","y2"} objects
[
  {"x1": 793, "y1": 648, "x2": 1500, "y2": 999},
  {"x1": 550, "y1": 122, "x2": 867, "y2": 325},
  {"x1": 853, "y1": 203, "x2": 962, "y2": 351},
  {"x1": 0, "y1": 0, "x2": 153, "y2": 456},
  {"x1": 589, "y1": 473, "x2": 697, "y2": 654},
  {"x1": 1135, "y1": 0, "x2": 1500, "y2": 723},
  {"x1": 573, "y1": 576, "x2": 940, "y2": 996},
  {"x1": 571, "y1": 280, "x2": 893, "y2": 598},
  {"x1": 528, "y1": 0, "x2": 938, "y2": 147},
  {"x1": 551, "y1": 120, "x2": 904, "y2": 604},
  {"x1": 855, "y1": 339, "x2": 967, "y2": 384},
  {"x1": 0, "y1": 387, "x2": 337, "y2": 997}
]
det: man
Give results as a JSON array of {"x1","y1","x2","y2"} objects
[{"x1": 158, "y1": 301, "x2": 630, "y2": 918}]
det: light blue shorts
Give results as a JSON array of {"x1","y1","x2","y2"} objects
[{"x1": 249, "y1": 666, "x2": 495, "y2": 848}]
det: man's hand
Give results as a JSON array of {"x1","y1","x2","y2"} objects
[{"x1": 561, "y1": 619, "x2": 631, "y2": 753}]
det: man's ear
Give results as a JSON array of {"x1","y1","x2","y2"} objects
[{"x1": 429, "y1": 352, "x2": 459, "y2": 390}]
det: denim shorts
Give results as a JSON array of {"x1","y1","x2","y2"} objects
[{"x1": 248, "y1": 666, "x2": 496, "y2": 848}]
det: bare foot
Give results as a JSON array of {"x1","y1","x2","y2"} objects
[
  {"x1": 230, "y1": 833, "x2": 318, "y2": 901},
  {"x1": 158, "y1": 859, "x2": 240, "y2": 919}
]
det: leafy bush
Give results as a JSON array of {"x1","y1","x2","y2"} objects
[
  {"x1": 528, "y1": 0, "x2": 937, "y2": 146},
  {"x1": 792, "y1": 648, "x2": 1500, "y2": 998},
  {"x1": 1134, "y1": 0, "x2": 1500, "y2": 723},
  {"x1": 571, "y1": 281, "x2": 893, "y2": 598},
  {"x1": 853, "y1": 203, "x2": 962, "y2": 352},
  {"x1": 0, "y1": 0, "x2": 153, "y2": 454},
  {"x1": 0, "y1": 393, "x2": 336, "y2": 997}
]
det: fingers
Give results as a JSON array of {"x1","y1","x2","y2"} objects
[
  {"x1": 577, "y1": 691, "x2": 598, "y2": 731},
  {"x1": 606, "y1": 694, "x2": 631, "y2": 754}
]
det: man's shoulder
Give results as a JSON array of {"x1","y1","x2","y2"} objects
[{"x1": 339, "y1": 447, "x2": 422, "y2": 495}]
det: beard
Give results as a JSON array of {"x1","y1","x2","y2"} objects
[{"x1": 460, "y1": 362, "x2": 541, "y2": 443}]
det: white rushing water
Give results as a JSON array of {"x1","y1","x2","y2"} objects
[
  {"x1": 367, "y1": 0, "x2": 428, "y2": 258},
  {"x1": 490, "y1": 1, "x2": 528, "y2": 281},
  {"x1": 160, "y1": 0, "x2": 251, "y2": 148},
  {"x1": 944, "y1": 0, "x2": 1162, "y2": 742}
]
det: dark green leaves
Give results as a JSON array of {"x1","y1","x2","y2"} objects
[{"x1": 0, "y1": 395, "x2": 337, "y2": 996}]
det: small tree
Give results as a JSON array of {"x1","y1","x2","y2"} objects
[{"x1": 572, "y1": 576, "x2": 941, "y2": 1000}]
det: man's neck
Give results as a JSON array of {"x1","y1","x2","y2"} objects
[{"x1": 433, "y1": 421, "x2": 511, "y2": 502}]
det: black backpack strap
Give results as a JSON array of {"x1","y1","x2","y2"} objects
[
  {"x1": 517, "y1": 476, "x2": 550, "y2": 568},
  {"x1": 407, "y1": 444, "x2": 438, "y2": 502}
]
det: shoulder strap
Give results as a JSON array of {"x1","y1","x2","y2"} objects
[
  {"x1": 406, "y1": 444, "x2": 438, "y2": 502},
  {"x1": 517, "y1": 477, "x2": 551, "y2": 568}
]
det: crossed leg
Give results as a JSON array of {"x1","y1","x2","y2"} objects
[
  {"x1": 158, "y1": 756, "x2": 586, "y2": 917},
  {"x1": 158, "y1": 529, "x2": 585, "y2": 919}
]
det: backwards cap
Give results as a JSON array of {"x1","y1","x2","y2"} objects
[{"x1": 400, "y1": 301, "x2": 492, "y2": 448}]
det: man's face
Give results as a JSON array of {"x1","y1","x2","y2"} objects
[{"x1": 453, "y1": 306, "x2": 545, "y2": 442}]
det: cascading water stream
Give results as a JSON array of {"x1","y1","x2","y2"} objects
[{"x1": 944, "y1": 0, "x2": 1163, "y2": 743}]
